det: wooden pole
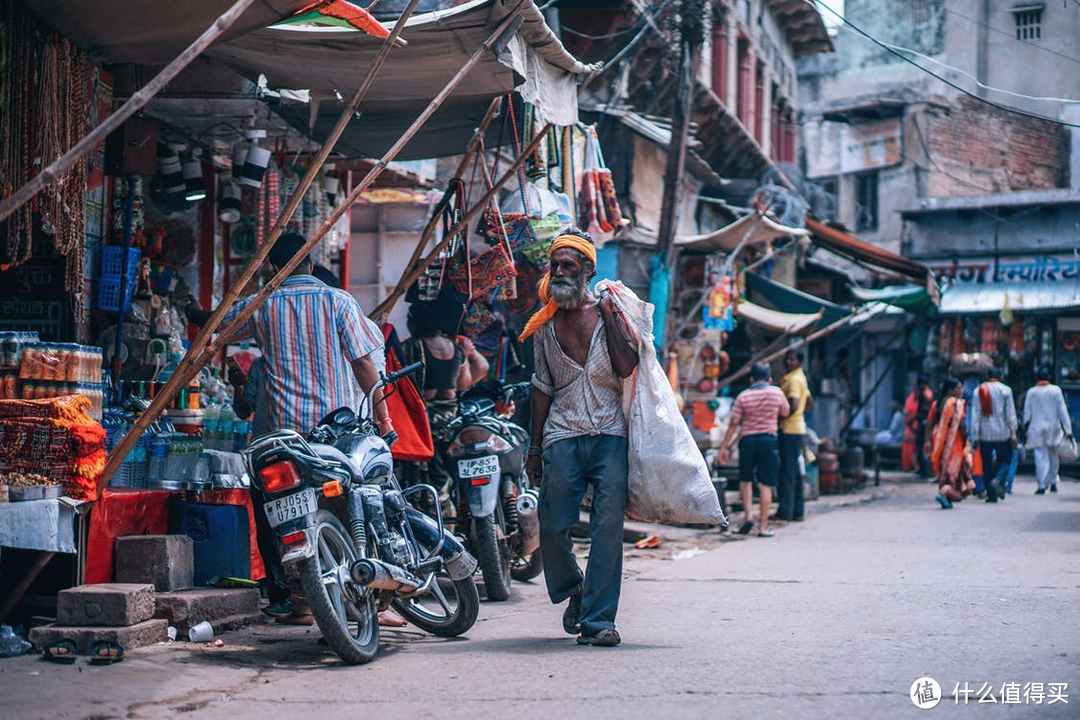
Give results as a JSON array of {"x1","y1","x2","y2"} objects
[
  {"x1": 393, "y1": 96, "x2": 504, "y2": 303},
  {"x1": 0, "y1": 0, "x2": 259, "y2": 222},
  {"x1": 99, "y1": 0, "x2": 426, "y2": 488},
  {"x1": 716, "y1": 307, "x2": 880, "y2": 392},
  {"x1": 371, "y1": 122, "x2": 553, "y2": 320}
]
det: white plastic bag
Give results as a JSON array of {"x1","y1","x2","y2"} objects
[{"x1": 598, "y1": 280, "x2": 727, "y2": 526}]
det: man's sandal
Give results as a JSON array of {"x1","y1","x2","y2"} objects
[
  {"x1": 89, "y1": 640, "x2": 124, "y2": 665},
  {"x1": 43, "y1": 640, "x2": 77, "y2": 664}
]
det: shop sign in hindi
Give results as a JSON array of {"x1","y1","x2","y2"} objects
[{"x1": 929, "y1": 255, "x2": 1080, "y2": 285}]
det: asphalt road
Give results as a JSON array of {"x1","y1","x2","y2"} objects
[{"x1": 3, "y1": 476, "x2": 1078, "y2": 720}]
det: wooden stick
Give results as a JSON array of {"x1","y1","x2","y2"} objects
[
  {"x1": 390, "y1": 96, "x2": 504, "y2": 311},
  {"x1": 0, "y1": 0, "x2": 258, "y2": 222},
  {"x1": 99, "y1": 0, "x2": 425, "y2": 489},
  {"x1": 716, "y1": 307, "x2": 878, "y2": 392},
  {"x1": 370, "y1": 122, "x2": 553, "y2": 320}
]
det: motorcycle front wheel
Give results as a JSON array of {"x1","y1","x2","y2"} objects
[
  {"x1": 298, "y1": 510, "x2": 379, "y2": 665},
  {"x1": 392, "y1": 561, "x2": 479, "y2": 637},
  {"x1": 510, "y1": 548, "x2": 543, "y2": 582}
]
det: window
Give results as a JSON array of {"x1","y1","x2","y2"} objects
[
  {"x1": 1015, "y1": 9, "x2": 1042, "y2": 40},
  {"x1": 855, "y1": 172, "x2": 879, "y2": 232}
]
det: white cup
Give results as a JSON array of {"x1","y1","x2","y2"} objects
[{"x1": 188, "y1": 620, "x2": 214, "y2": 643}]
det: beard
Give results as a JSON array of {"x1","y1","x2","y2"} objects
[{"x1": 550, "y1": 273, "x2": 588, "y2": 309}]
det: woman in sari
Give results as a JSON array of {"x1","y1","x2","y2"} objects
[{"x1": 927, "y1": 378, "x2": 976, "y2": 508}]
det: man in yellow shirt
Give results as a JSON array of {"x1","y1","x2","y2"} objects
[{"x1": 778, "y1": 350, "x2": 811, "y2": 521}]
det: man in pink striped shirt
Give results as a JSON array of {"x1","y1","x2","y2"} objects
[{"x1": 718, "y1": 363, "x2": 789, "y2": 537}]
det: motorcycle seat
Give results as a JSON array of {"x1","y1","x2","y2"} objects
[{"x1": 310, "y1": 443, "x2": 363, "y2": 477}]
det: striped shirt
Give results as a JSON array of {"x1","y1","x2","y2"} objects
[
  {"x1": 225, "y1": 275, "x2": 383, "y2": 434},
  {"x1": 730, "y1": 382, "x2": 790, "y2": 437},
  {"x1": 532, "y1": 319, "x2": 626, "y2": 448}
]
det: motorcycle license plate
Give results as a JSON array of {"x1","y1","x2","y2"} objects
[
  {"x1": 264, "y1": 489, "x2": 317, "y2": 528},
  {"x1": 457, "y1": 455, "x2": 499, "y2": 479}
]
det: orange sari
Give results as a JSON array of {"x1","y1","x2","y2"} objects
[{"x1": 930, "y1": 397, "x2": 975, "y2": 495}]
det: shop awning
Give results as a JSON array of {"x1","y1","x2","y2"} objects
[
  {"x1": 849, "y1": 284, "x2": 932, "y2": 312},
  {"x1": 22, "y1": 0, "x2": 311, "y2": 64},
  {"x1": 736, "y1": 301, "x2": 822, "y2": 335},
  {"x1": 206, "y1": 0, "x2": 590, "y2": 158},
  {"x1": 745, "y1": 271, "x2": 850, "y2": 325},
  {"x1": 938, "y1": 281, "x2": 1080, "y2": 315},
  {"x1": 805, "y1": 217, "x2": 939, "y2": 302},
  {"x1": 676, "y1": 212, "x2": 809, "y2": 253}
]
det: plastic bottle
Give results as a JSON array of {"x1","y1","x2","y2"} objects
[
  {"x1": 217, "y1": 405, "x2": 235, "y2": 454},
  {"x1": 202, "y1": 405, "x2": 220, "y2": 451}
]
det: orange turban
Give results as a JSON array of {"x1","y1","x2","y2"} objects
[{"x1": 518, "y1": 234, "x2": 598, "y2": 342}]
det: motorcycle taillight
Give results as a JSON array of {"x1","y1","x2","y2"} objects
[{"x1": 259, "y1": 460, "x2": 302, "y2": 493}]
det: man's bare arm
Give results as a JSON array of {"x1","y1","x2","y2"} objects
[
  {"x1": 599, "y1": 295, "x2": 639, "y2": 379},
  {"x1": 526, "y1": 388, "x2": 552, "y2": 486},
  {"x1": 351, "y1": 355, "x2": 392, "y2": 432}
]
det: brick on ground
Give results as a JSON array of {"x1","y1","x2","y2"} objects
[
  {"x1": 114, "y1": 535, "x2": 194, "y2": 591},
  {"x1": 57, "y1": 583, "x2": 156, "y2": 627},
  {"x1": 29, "y1": 619, "x2": 168, "y2": 655},
  {"x1": 154, "y1": 588, "x2": 263, "y2": 634}
]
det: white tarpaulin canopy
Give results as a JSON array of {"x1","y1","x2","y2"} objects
[
  {"x1": 938, "y1": 281, "x2": 1080, "y2": 315},
  {"x1": 676, "y1": 212, "x2": 809, "y2": 253},
  {"x1": 736, "y1": 301, "x2": 822, "y2": 335}
]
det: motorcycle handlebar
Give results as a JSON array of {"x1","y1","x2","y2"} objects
[{"x1": 385, "y1": 361, "x2": 423, "y2": 385}]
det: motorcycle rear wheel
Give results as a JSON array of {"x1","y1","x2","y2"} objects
[
  {"x1": 474, "y1": 511, "x2": 512, "y2": 601},
  {"x1": 299, "y1": 510, "x2": 379, "y2": 665},
  {"x1": 510, "y1": 548, "x2": 543, "y2": 582}
]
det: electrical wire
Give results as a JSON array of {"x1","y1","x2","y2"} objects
[
  {"x1": 807, "y1": 0, "x2": 1080, "y2": 129},
  {"x1": 942, "y1": 6, "x2": 1080, "y2": 69},
  {"x1": 562, "y1": 22, "x2": 644, "y2": 41},
  {"x1": 584, "y1": 0, "x2": 673, "y2": 84}
]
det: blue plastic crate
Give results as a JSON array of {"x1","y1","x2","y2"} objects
[
  {"x1": 96, "y1": 276, "x2": 136, "y2": 312},
  {"x1": 99, "y1": 246, "x2": 141, "y2": 278}
]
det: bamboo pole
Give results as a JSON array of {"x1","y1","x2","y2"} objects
[
  {"x1": 716, "y1": 306, "x2": 882, "y2": 392},
  {"x1": 0, "y1": 0, "x2": 259, "y2": 222},
  {"x1": 100, "y1": 4, "x2": 528, "y2": 489},
  {"x1": 371, "y1": 122, "x2": 553, "y2": 320},
  {"x1": 99, "y1": 0, "x2": 425, "y2": 488},
  {"x1": 389, "y1": 96, "x2": 504, "y2": 313}
]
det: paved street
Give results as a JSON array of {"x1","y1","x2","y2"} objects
[{"x1": 3, "y1": 476, "x2": 1078, "y2": 720}]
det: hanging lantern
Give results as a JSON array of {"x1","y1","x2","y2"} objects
[
  {"x1": 323, "y1": 176, "x2": 340, "y2": 205},
  {"x1": 158, "y1": 152, "x2": 185, "y2": 196},
  {"x1": 219, "y1": 180, "x2": 242, "y2": 223},
  {"x1": 239, "y1": 145, "x2": 271, "y2": 188},
  {"x1": 231, "y1": 143, "x2": 248, "y2": 180},
  {"x1": 182, "y1": 156, "x2": 207, "y2": 202}
]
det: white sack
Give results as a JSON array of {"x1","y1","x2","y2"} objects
[{"x1": 598, "y1": 280, "x2": 727, "y2": 527}]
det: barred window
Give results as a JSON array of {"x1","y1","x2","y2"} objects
[{"x1": 1015, "y1": 9, "x2": 1042, "y2": 41}]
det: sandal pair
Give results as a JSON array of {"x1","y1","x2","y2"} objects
[{"x1": 43, "y1": 639, "x2": 124, "y2": 665}]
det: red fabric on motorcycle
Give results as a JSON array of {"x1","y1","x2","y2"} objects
[{"x1": 382, "y1": 324, "x2": 435, "y2": 461}]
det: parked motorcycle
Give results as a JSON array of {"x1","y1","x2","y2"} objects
[
  {"x1": 439, "y1": 379, "x2": 542, "y2": 600},
  {"x1": 243, "y1": 362, "x2": 480, "y2": 665}
]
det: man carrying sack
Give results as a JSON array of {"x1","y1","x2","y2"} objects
[{"x1": 523, "y1": 230, "x2": 639, "y2": 648}]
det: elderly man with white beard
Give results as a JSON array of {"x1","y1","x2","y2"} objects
[{"x1": 521, "y1": 229, "x2": 639, "y2": 647}]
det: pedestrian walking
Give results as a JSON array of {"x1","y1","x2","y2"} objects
[
  {"x1": 928, "y1": 378, "x2": 975, "y2": 509},
  {"x1": 778, "y1": 350, "x2": 811, "y2": 522},
  {"x1": 1023, "y1": 365, "x2": 1071, "y2": 495},
  {"x1": 903, "y1": 378, "x2": 934, "y2": 477},
  {"x1": 523, "y1": 230, "x2": 639, "y2": 648},
  {"x1": 970, "y1": 367, "x2": 1017, "y2": 503},
  {"x1": 718, "y1": 362, "x2": 790, "y2": 537}
]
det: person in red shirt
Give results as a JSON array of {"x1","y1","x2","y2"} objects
[{"x1": 718, "y1": 362, "x2": 790, "y2": 537}]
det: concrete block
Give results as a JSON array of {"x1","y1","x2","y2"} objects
[
  {"x1": 114, "y1": 535, "x2": 194, "y2": 591},
  {"x1": 29, "y1": 618, "x2": 168, "y2": 655},
  {"x1": 57, "y1": 583, "x2": 155, "y2": 627},
  {"x1": 153, "y1": 588, "x2": 262, "y2": 634}
]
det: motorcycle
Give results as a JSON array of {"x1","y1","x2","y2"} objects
[
  {"x1": 243, "y1": 362, "x2": 480, "y2": 664},
  {"x1": 439, "y1": 379, "x2": 542, "y2": 601}
]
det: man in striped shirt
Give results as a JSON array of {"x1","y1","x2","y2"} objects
[
  {"x1": 225, "y1": 232, "x2": 392, "y2": 622},
  {"x1": 718, "y1": 362, "x2": 790, "y2": 537}
]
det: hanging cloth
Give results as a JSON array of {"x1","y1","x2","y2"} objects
[{"x1": 381, "y1": 325, "x2": 435, "y2": 461}]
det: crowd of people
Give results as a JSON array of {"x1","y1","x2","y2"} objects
[{"x1": 901, "y1": 367, "x2": 1072, "y2": 509}]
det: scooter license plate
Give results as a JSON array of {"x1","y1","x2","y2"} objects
[
  {"x1": 457, "y1": 455, "x2": 499, "y2": 479},
  {"x1": 264, "y1": 489, "x2": 318, "y2": 528}
]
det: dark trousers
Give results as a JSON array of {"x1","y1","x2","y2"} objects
[
  {"x1": 978, "y1": 441, "x2": 1012, "y2": 501},
  {"x1": 539, "y1": 435, "x2": 628, "y2": 636},
  {"x1": 251, "y1": 488, "x2": 290, "y2": 602},
  {"x1": 915, "y1": 422, "x2": 931, "y2": 477},
  {"x1": 778, "y1": 433, "x2": 805, "y2": 520}
]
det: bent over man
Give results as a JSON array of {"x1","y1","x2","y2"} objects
[{"x1": 522, "y1": 230, "x2": 639, "y2": 648}]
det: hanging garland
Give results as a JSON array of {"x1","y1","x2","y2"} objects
[{"x1": 0, "y1": 2, "x2": 92, "y2": 299}]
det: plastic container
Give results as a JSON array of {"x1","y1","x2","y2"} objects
[
  {"x1": 168, "y1": 499, "x2": 251, "y2": 585},
  {"x1": 99, "y1": 246, "x2": 141, "y2": 277},
  {"x1": 167, "y1": 408, "x2": 204, "y2": 436},
  {"x1": 96, "y1": 276, "x2": 136, "y2": 313}
]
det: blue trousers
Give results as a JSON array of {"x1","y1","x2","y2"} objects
[{"x1": 539, "y1": 434, "x2": 628, "y2": 636}]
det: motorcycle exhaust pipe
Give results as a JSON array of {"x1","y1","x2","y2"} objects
[
  {"x1": 516, "y1": 489, "x2": 541, "y2": 556},
  {"x1": 350, "y1": 558, "x2": 422, "y2": 593}
]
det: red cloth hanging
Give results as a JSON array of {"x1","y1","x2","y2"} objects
[
  {"x1": 295, "y1": 0, "x2": 389, "y2": 38},
  {"x1": 382, "y1": 324, "x2": 435, "y2": 461}
]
